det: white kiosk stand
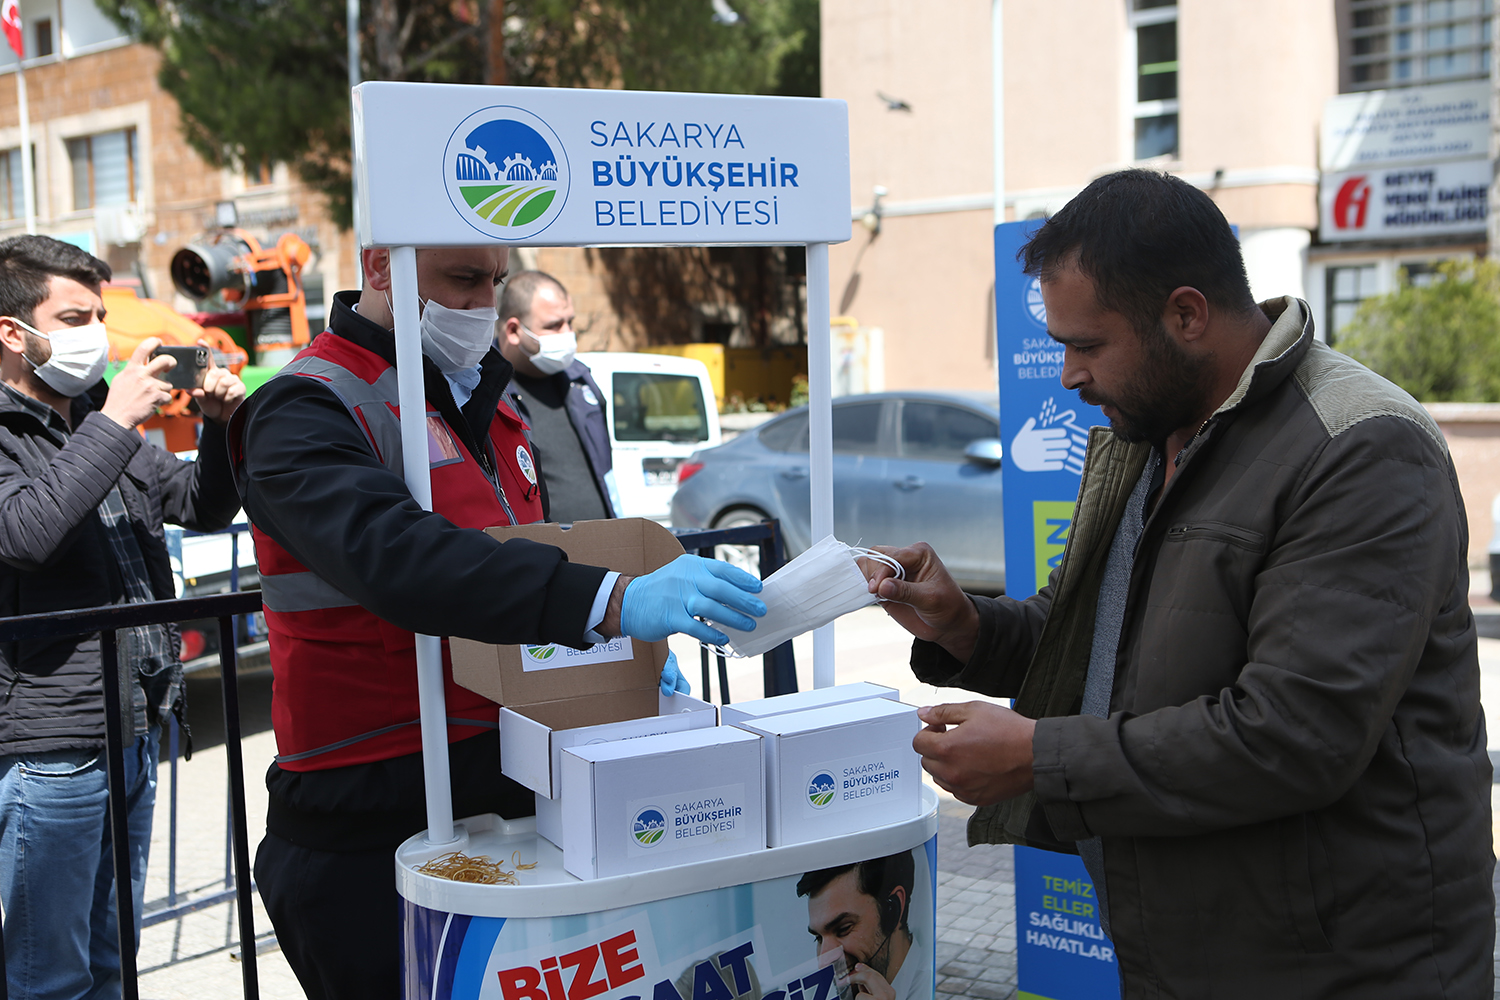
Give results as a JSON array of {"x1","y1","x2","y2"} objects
[{"x1": 351, "y1": 82, "x2": 938, "y2": 999}]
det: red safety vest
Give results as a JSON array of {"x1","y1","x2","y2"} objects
[{"x1": 240, "y1": 333, "x2": 544, "y2": 770}]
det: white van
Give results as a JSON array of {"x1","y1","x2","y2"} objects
[{"x1": 577, "y1": 351, "x2": 721, "y2": 522}]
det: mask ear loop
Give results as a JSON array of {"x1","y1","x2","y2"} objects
[{"x1": 851, "y1": 547, "x2": 905, "y2": 602}]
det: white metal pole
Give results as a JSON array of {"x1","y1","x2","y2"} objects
[
  {"x1": 806, "y1": 242, "x2": 835, "y2": 687},
  {"x1": 992, "y1": 0, "x2": 1004, "y2": 227},
  {"x1": 390, "y1": 245, "x2": 458, "y2": 846},
  {"x1": 16, "y1": 62, "x2": 34, "y2": 235}
]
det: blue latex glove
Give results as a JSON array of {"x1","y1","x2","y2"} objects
[
  {"x1": 660, "y1": 650, "x2": 691, "y2": 697},
  {"x1": 621, "y1": 554, "x2": 766, "y2": 646}
]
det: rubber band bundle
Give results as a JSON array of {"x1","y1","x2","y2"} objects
[{"x1": 415, "y1": 849, "x2": 538, "y2": 884}]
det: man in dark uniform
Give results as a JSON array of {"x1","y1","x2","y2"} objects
[{"x1": 497, "y1": 270, "x2": 618, "y2": 521}]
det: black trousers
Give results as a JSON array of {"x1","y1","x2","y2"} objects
[{"x1": 255, "y1": 832, "x2": 403, "y2": 1000}]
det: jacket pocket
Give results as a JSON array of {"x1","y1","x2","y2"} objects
[
  {"x1": 1164, "y1": 521, "x2": 1266, "y2": 552},
  {"x1": 1282, "y1": 815, "x2": 1334, "y2": 953}
]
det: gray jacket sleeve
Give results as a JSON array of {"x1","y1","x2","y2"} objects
[
  {"x1": 1030, "y1": 416, "x2": 1459, "y2": 840},
  {"x1": 0, "y1": 412, "x2": 141, "y2": 572},
  {"x1": 909, "y1": 589, "x2": 1052, "y2": 698}
]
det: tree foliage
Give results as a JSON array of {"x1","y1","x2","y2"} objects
[
  {"x1": 1338, "y1": 259, "x2": 1500, "y2": 403},
  {"x1": 104, "y1": 0, "x2": 819, "y2": 227}
]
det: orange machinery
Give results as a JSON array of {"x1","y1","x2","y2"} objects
[
  {"x1": 170, "y1": 230, "x2": 313, "y2": 362},
  {"x1": 102, "y1": 285, "x2": 248, "y2": 452}
]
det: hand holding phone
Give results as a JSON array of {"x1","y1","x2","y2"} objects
[{"x1": 150, "y1": 345, "x2": 209, "y2": 390}]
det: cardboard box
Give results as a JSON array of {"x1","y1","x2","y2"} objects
[
  {"x1": 734, "y1": 698, "x2": 922, "y2": 847},
  {"x1": 529, "y1": 690, "x2": 714, "y2": 844},
  {"x1": 560, "y1": 726, "x2": 765, "y2": 879},
  {"x1": 450, "y1": 519, "x2": 717, "y2": 801},
  {"x1": 719, "y1": 681, "x2": 900, "y2": 728}
]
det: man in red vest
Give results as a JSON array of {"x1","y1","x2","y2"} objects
[{"x1": 230, "y1": 245, "x2": 764, "y2": 1000}]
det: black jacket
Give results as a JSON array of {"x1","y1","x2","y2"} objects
[
  {"x1": 0, "y1": 383, "x2": 240, "y2": 755},
  {"x1": 234, "y1": 292, "x2": 609, "y2": 849},
  {"x1": 506, "y1": 359, "x2": 617, "y2": 519}
]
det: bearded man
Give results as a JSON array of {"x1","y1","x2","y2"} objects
[{"x1": 863, "y1": 169, "x2": 1492, "y2": 997}]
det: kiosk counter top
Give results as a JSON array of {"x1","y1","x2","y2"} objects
[{"x1": 396, "y1": 786, "x2": 939, "y2": 919}]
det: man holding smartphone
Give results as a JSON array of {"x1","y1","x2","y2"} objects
[{"x1": 0, "y1": 234, "x2": 245, "y2": 1000}]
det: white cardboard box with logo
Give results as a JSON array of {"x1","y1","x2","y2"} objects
[
  {"x1": 719, "y1": 681, "x2": 899, "y2": 728},
  {"x1": 560, "y1": 725, "x2": 764, "y2": 879},
  {"x1": 450, "y1": 519, "x2": 717, "y2": 845},
  {"x1": 733, "y1": 698, "x2": 921, "y2": 848}
]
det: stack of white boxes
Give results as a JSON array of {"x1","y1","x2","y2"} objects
[{"x1": 732, "y1": 696, "x2": 921, "y2": 847}]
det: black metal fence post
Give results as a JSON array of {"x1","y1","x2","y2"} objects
[
  {"x1": 218, "y1": 615, "x2": 260, "y2": 997},
  {"x1": 98, "y1": 628, "x2": 140, "y2": 1000}
]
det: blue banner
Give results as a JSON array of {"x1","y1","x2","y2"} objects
[
  {"x1": 995, "y1": 220, "x2": 1106, "y2": 601},
  {"x1": 996, "y1": 220, "x2": 1116, "y2": 998}
]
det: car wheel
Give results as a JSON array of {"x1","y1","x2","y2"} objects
[{"x1": 712, "y1": 507, "x2": 771, "y2": 578}]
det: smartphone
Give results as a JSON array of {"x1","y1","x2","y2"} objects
[{"x1": 150, "y1": 345, "x2": 209, "y2": 390}]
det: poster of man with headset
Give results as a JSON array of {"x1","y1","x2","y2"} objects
[{"x1": 797, "y1": 851, "x2": 929, "y2": 1000}]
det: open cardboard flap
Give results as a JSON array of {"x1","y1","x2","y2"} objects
[
  {"x1": 450, "y1": 518, "x2": 715, "y2": 799},
  {"x1": 450, "y1": 518, "x2": 683, "y2": 708}
]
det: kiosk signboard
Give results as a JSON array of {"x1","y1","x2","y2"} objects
[
  {"x1": 995, "y1": 219, "x2": 1118, "y2": 999},
  {"x1": 353, "y1": 82, "x2": 851, "y2": 248}
]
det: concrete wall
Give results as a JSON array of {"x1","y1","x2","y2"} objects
[
  {"x1": 820, "y1": 0, "x2": 1340, "y2": 394},
  {"x1": 1428, "y1": 403, "x2": 1500, "y2": 568}
]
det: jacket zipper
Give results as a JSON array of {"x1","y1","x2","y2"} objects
[{"x1": 475, "y1": 446, "x2": 519, "y2": 526}]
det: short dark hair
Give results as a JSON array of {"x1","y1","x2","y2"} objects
[
  {"x1": 0, "y1": 235, "x2": 111, "y2": 325},
  {"x1": 796, "y1": 850, "x2": 916, "y2": 933},
  {"x1": 1020, "y1": 169, "x2": 1256, "y2": 336},
  {"x1": 498, "y1": 270, "x2": 567, "y2": 325}
]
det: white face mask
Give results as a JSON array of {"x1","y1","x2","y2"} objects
[
  {"x1": 707, "y1": 536, "x2": 905, "y2": 658},
  {"x1": 416, "y1": 298, "x2": 498, "y2": 375},
  {"x1": 522, "y1": 322, "x2": 577, "y2": 375},
  {"x1": 11, "y1": 317, "x2": 109, "y2": 397}
]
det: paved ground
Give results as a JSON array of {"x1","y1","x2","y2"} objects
[{"x1": 129, "y1": 600, "x2": 1500, "y2": 998}]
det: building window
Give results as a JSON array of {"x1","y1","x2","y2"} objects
[
  {"x1": 1348, "y1": 0, "x2": 1493, "y2": 90},
  {"x1": 1131, "y1": 0, "x2": 1178, "y2": 160},
  {"x1": 1326, "y1": 264, "x2": 1380, "y2": 342},
  {"x1": 0, "y1": 146, "x2": 34, "y2": 220},
  {"x1": 32, "y1": 19, "x2": 51, "y2": 58},
  {"x1": 245, "y1": 160, "x2": 273, "y2": 187},
  {"x1": 66, "y1": 128, "x2": 139, "y2": 211}
]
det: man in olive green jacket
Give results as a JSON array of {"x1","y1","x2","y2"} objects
[{"x1": 867, "y1": 170, "x2": 1492, "y2": 997}]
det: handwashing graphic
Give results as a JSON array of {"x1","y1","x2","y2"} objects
[{"x1": 1010, "y1": 397, "x2": 1090, "y2": 475}]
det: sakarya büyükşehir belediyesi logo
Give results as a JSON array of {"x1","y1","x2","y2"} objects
[
  {"x1": 632, "y1": 807, "x2": 667, "y2": 846},
  {"x1": 807, "y1": 771, "x2": 836, "y2": 808},
  {"x1": 443, "y1": 106, "x2": 569, "y2": 239}
]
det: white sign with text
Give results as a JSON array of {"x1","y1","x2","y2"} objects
[
  {"x1": 1319, "y1": 158, "x2": 1490, "y2": 242},
  {"x1": 1321, "y1": 80, "x2": 1489, "y2": 171},
  {"x1": 353, "y1": 82, "x2": 851, "y2": 248}
]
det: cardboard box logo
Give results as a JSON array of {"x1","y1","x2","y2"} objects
[
  {"x1": 521, "y1": 636, "x2": 635, "y2": 672},
  {"x1": 631, "y1": 806, "x2": 667, "y2": 847},
  {"x1": 806, "y1": 771, "x2": 837, "y2": 809}
]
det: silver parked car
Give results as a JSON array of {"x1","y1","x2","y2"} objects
[{"x1": 670, "y1": 391, "x2": 1005, "y2": 592}]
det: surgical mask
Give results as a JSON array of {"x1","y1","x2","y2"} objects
[
  {"x1": 10, "y1": 317, "x2": 109, "y2": 397},
  {"x1": 388, "y1": 293, "x2": 497, "y2": 375},
  {"x1": 707, "y1": 536, "x2": 905, "y2": 658},
  {"x1": 523, "y1": 322, "x2": 576, "y2": 375}
]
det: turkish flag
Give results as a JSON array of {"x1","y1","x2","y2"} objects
[{"x1": 2, "y1": 0, "x2": 22, "y2": 60}]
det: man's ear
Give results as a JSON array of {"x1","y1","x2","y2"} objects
[
  {"x1": 501, "y1": 316, "x2": 525, "y2": 347},
  {"x1": 362, "y1": 248, "x2": 392, "y2": 291},
  {"x1": 0, "y1": 317, "x2": 29, "y2": 357},
  {"x1": 1163, "y1": 286, "x2": 1211, "y2": 344}
]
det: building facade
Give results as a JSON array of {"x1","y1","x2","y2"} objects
[
  {"x1": 0, "y1": 0, "x2": 355, "y2": 322},
  {"x1": 821, "y1": 0, "x2": 1492, "y2": 392}
]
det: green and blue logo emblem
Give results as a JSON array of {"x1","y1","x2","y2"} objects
[
  {"x1": 807, "y1": 771, "x2": 836, "y2": 809},
  {"x1": 443, "y1": 106, "x2": 569, "y2": 239},
  {"x1": 632, "y1": 807, "x2": 666, "y2": 846},
  {"x1": 523, "y1": 644, "x2": 558, "y2": 662}
]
